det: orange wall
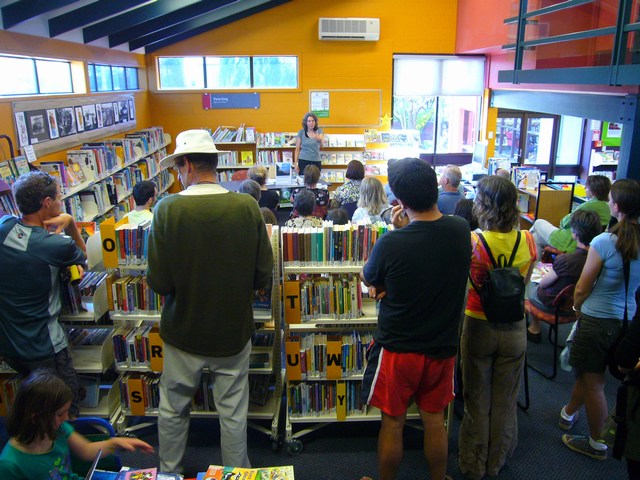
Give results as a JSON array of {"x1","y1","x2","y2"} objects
[
  {"x1": 0, "y1": 30, "x2": 151, "y2": 163},
  {"x1": 147, "y1": 0, "x2": 458, "y2": 141}
]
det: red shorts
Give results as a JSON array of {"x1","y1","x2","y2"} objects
[{"x1": 361, "y1": 341, "x2": 455, "y2": 416}]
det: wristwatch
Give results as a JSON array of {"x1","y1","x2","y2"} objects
[{"x1": 572, "y1": 305, "x2": 580, "y2": 312}]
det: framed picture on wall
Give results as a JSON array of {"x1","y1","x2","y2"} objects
[
  {"x1": 75, "y1": 107, "x2": 85, "y2": 132},
  {"x1": 82, "y1": 104, "x2": 98, "y2": 131},
  {"x1": 602, "y1": 122, "x2": 622, "y2": 147},
  {"x1": 56, "y1": 107, "x2": 77, "y2": 137},
  {"x1": 25, "y1": 110, "x2": 50, "y2": 144},
  {"x1": 47, "y1": 109, "x2": 59, "y2": 139}
]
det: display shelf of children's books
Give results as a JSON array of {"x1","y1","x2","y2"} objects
[
  {"x1": 256, "y1": 132, "x2": 296, "y2": 166},
  {"x1": 103, "y1": 224, "x2": 283, "y2": 443},
  {"x1": 41, "y1": 128, "x2": 171, "y2": 223},
  {"x1": 279, "y1": 222, "x2": 395, "y2": 453},
  {"x1": 514, "y1": 175, "x2": 575, "y2": 230}
]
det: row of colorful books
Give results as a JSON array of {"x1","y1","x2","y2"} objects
[
  {"x1": 212, "y1": 124, "x2": 256, "y2": 143},
  {"x1": 285, "y1": 273, "x2": 363, "y2": 321},
  {"x1": 113, "y1": 324, "x2": 156, "y2": 367},
  {"x1": 319, "y1": 152, "x2": 364, "y2": 164},
  {"x1": 287, "y1": 379, "x2": 365, "y2": 418},
  {"x1": 321, "y1": 170, "x2": 345, "y2": 183},
  {"x1": 114, "y1": 220, "x2": 151, "y2": 266},
  {"x1": 256, "y1": 149, "x2": 293, "y2": 165},
  {"x1": 0, "y1": 192, "x2": 19, "y2": 216},
  {"x1": 109, "y1": 274, "x2": 164, "y2": 314},
  {"x1": 323, "y1": 133, "x2": 365, "y2": 148},
  {"x1": 217, "y1": 150, "x2": 255, "y2": 167},
  {"x1": 280, "y1": 222, "x2": 390, "y2": 266},
  {"x1": 286, "y1": 330, "x2": 373, "y2": 379},
  {"x1": 118, "y1": 373, "x2": 271, "y2": 414},
  {"x1": 67, "y1": 327, "x2": 112, "y2": 347},
  {"x1": 256, "y1": 131, "x2": 296, "y2": 147},
  {"x1": 0, "y1": 156, "x2": 30, "y2": 185}
]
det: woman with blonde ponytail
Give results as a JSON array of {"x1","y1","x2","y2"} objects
[{"x1": 560, "y1": 178, "x2": 640, "y2": 461}]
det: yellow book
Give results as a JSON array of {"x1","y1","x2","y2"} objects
[{"x1": 241, "y1": 150, "x2": 254, "y2": 166}]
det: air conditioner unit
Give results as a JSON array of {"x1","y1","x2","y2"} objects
[{"x1": 318, "y1": 18, "x2": 380, "y2": 41}]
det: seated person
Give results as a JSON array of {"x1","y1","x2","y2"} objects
[
  {"x1": 326, "y1": 207, "x2": 349, "y2": 225},
  {"x1": 237, "y1": 179, "x2": 262, "y2": 202},
  {"x1": 495, "y1": 167, "x2": 511, "y2": 179},
  {"x1": 352, "y1": 177, "x2": 389, "y2": 224},
  {"x1": 527, "y1": 209, "x2": 602, "y2": 343},
  {"x1": 437, "y1": 165, "x2": 465, "y2": 215},
  {"x1": 248, "y1": 165, "x2": 279, "y2": 214},
  {"x1": 290, "y1": 165, "x2": 329, "y2": 219},
  {"x1": 529, "y1": 174, "x2": 611, "y2": 259},
  {"x1": 285, "y1": 189, "x2": 324, "y2": 228},
  {"x1": 453, "y1": 198, "x2": 480, "y2": 232},
  {"x1": 260, "y1": 207, "x2": 277, "y2": 226},
  {"x1": 126, "y1": 180, "x2": 156, "y2": 224},
  {"x1": 330, "y1": 160, "x2": 364, "y2": 209}
]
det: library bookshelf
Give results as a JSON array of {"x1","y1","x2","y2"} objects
[{"x1": 98, "y1": 220, "x2": 283, "y2": 444}]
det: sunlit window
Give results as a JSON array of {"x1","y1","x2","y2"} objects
[
  {"x1": 88, "y1": 63, "x2": 139, "y2": 92},
  {"x1": 392, "y1": 55, "x2": 485, "y2": 154},
  {"x1": 157, "y1": 55, "x2": 299, "y2": 90},
  {"x1": 0, "y1": 55, "x2": 73, "y2": 96}
]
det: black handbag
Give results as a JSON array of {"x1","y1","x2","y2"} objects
[{"x1": 608, "y1": 260, "x2": 630, "y2": 381}]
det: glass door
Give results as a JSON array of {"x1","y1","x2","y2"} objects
[
  {"x1": 495, "y1": 115, "x2": 522, "y2": 163},
  {"x1": 524, "y1": 116, "x2": 556, "y2": 165}
]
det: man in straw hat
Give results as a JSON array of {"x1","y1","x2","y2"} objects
[{"x1": 146, "y1": 130, "x2": 273, "y2": 474}]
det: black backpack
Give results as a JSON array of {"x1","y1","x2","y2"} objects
[{"x1": 469, "y1": 231, "x2": 525, "y2": 324}]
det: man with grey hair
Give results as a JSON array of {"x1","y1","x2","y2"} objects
[
  {"x1": 0, "y1": 171, "x2": 86, "y2": 417},
  {"x1": 437, "y1": 165, "x2": 464, "y2": 215},
  {"x1": 147, "y1": 129, "x2": 273, "y2": 474}
]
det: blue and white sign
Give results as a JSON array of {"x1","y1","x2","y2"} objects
[{"x1": 202, "y1": 93, "x2": 260, "y2": 110}]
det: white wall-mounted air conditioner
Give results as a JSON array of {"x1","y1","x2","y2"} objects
[{"x1": 318, "y1": 18, "x2": 380, "y2": 41}]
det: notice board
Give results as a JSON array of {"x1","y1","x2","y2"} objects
[{"x1": 309, "y1": 89, "x2": 382, "y2": 128}]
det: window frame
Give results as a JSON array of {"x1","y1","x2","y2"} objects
[
  {"x1": 0, "y1": 54, "x2": 76, "y2": 97},
  {"x1": 156, "y1": 55, "x2": 299, "y2": 91},
  {"x1": 87, "y1": 63, "x2": 139, "y2": 92}
]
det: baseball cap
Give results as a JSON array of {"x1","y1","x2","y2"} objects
[{"x1": 160, "y1": 129, "x2": 223, "y2": 168}]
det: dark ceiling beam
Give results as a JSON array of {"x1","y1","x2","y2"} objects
[
  {"x1": 132, "y1": 0, "x2": 290, "y2": 52},
  {"x1": 108, "y1": 0, "x2": 236, "y2": 48},
  {"x1": 2, "y1": 0, "x2": 76, "y2": 29},
  {"x1": 82, "y1": 0, "x2": 200, "y2": 44},
  {"x1": 48, "y1": 0, "x2": 151, "y2": 37}
]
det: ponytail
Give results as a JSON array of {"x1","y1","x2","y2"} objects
[
  {"x1": 609, "y1": 178, "x2": 640, "y2": 262},
  {"x1": 612, "y1": 220, "x2": 640, "y2": 262}
]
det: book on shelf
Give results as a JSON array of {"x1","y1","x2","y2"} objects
[
  {"x1": 0, "y1": 160, "x2": 16, "y2": 185},
  {"x1": 241, "y1": 150, "x2": 254, "y2": 166},
  {"x1": 13, "y1": 156, "x2": 30, "y2": 176},
  {"x1": 244, "y1": 126, "x2": 256, "y2": 143}
]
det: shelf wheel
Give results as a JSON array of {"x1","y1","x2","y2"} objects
[{"x1": 287, "y1": 439, "x2": 303, "y2": 456}]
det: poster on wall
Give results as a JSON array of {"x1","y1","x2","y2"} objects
[
  {"x1": 101, "y1": 102, "x2": 115, "y2": 127},
  {"x1": 13, "y1": 94, "x2": 136, "y2": 157},
  {"x1": 82, "y1": 104, "x2": 98, "y2": 131},
  {"x1": 311, "y1": 91, "x2": 329, "y2": 118},
  {"x1": 25, "y1": 110, "x2": 49, "y2": 144},
  {"x1": 14, "y1": 112, "x2": 29, "y2": 147},
  {"x1": 56, "y1": 107, "x2": 77, "y2": 137},
  {"x1": 75, "y1": 107, "x2": 85, "y2": 132},
  {"x1": 128, "y1": 99, "x2": 135, "y2": 121},
  {"x1": 46, "y1": 109, "x2": 59, "y2": 139}
]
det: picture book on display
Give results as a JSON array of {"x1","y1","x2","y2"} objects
[
  {"x1": 125, "y1": 467, "x2": 157, "y2": 480},
  {"x1": 200, "y1": 464, "x2": 294, "y2": 480}
]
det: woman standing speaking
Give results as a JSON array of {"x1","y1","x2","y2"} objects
[{"x1": 294, "y1": 112, "x2": 324, "y2": 174}]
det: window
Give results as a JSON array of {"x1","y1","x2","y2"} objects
[
  {"x1": 88, "y1": 64, "x2": 139, "y2": 92},
  {"x1": 157, "y1": 55, "x2": 299, "y2": 90},
  {"x1": 392, "y1": 55, "x2": 485, "y2": 154},
  {"x1": 0, "y1": 55, "x2": 73, "y2": 96}
]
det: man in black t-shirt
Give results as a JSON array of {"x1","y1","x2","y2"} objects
[{"x1": 361, "y1": 158, "x2": 471, "y2": 480}]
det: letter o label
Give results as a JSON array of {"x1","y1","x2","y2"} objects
[{"x1": 103, "y1": 238, "x2": 115, "y2": 252}]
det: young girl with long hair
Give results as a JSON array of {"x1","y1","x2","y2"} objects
[{"x1": 0, "y1": 369, "x2": 154, "y2": 478}]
